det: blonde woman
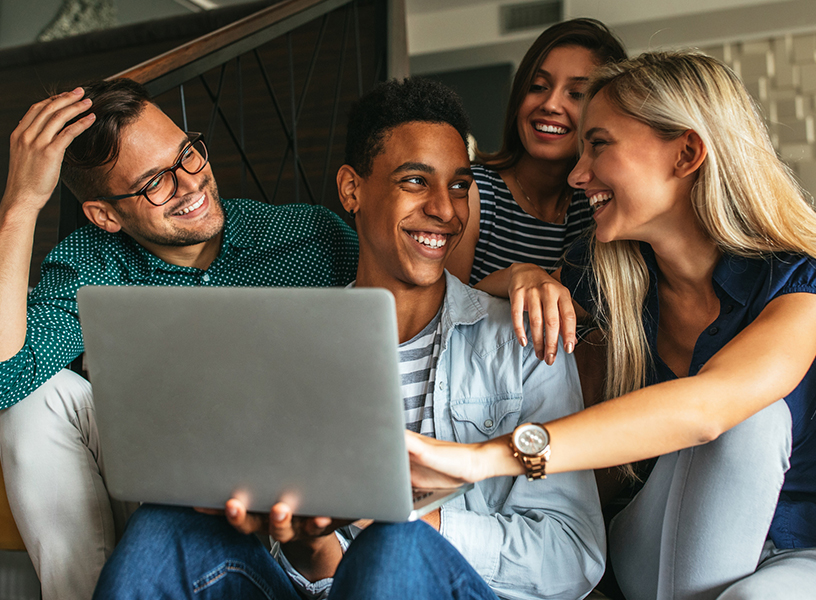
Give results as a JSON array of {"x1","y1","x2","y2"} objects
[{"x1": 406, "y1": 51, "x2": 816, "y2": 600}]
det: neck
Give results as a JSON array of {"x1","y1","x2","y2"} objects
[
  {"x1": 650, "y1": 224, "x2": 721, "y2": 293},
  {"x1": 141, "y1": 233, "x2": 223, "y2": 270},
  {"x1": 355, "y1": 263, "x2": 446, "y2": 344},
  {"x1": 510, "y1": 153, "x2": 573, "y2": 207}
]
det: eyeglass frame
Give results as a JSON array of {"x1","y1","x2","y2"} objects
[{"x1": 95, "y1": 132, "x2": 208, "y2": 206}]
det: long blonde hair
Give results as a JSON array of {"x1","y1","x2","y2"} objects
[{"x1": 583, "y1": 51, "x2": 816, "y2": 402}]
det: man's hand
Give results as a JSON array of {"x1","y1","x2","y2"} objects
[
  {"x1": 3, "y1": 87, "x2": 95, "y2": 215},
  {"x1": 0, "y1": 88, "x2": 96, "y2": 362},
  {"x1": 421, "y1": 508, "x2": 440, "y2": 530},
  {"x1": 199, "y1": 499, "x2": 353, "y2": 582}
]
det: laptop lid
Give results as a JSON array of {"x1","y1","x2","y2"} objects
[{"x1": 78, "y1": 285, "x2": 418, "y2": 522}]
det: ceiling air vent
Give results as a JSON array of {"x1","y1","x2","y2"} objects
[{"x1": 501, "y1": 0, "x2": 563, "y2": 34}]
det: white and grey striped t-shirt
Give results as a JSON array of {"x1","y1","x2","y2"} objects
[
  {"x1": 346, "y1": 283, "x2": 443, "y2": 437},
  {"x1": 399, "y1": 307, "x2": 443, "y2": 438}
]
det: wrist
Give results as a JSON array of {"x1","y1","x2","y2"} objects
[
  {"x1": 0, "y1": 196, "x2": 42, "y2": 230},
  {"x1": 478, "y1": 436, "x2": 525, "y2": 479}
]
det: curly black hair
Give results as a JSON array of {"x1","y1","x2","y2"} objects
[{"x1": 344, "y1": 77, "x2": 471, "y2": 177}]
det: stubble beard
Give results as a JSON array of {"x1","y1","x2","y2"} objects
[{"x1": 118, "y1": 175, "x2": 225, "y2": 247}]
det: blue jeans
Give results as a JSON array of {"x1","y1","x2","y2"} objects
[{"x1": 93, "y1": 504, "x2": 498, "y2": 599}]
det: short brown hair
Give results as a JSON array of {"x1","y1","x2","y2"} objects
[{"x1": 61, "y1": 78, "x2": 153, "y2": 202}]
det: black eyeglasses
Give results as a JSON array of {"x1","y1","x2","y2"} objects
[{"x1": 96, "y1": 133, "x2": 208, "y2": 206}]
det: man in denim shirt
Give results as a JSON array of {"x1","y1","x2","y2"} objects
[{"x1": 94, "y1": 78, "x2": 604, "y2": 600}]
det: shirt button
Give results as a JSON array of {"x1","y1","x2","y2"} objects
[
  {"x1": 724, "y1": 305, "x2": 734, "y2": 314},
  {"x1": 437, "y1": 380, "x2": 445, "y2": 390},
  {"x1": 202, "y1": 273, "x2": 210, "y2": 282},
  {"x1": 484, "y1": 419, "x2": 494, "y2": 428},
  {"x1": 708, "y1": 326, "x2": 719, "y2": 335}
]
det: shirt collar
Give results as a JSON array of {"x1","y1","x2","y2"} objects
[{"x1": 442, "y1": 271, "x2": 488, "y2": 328}]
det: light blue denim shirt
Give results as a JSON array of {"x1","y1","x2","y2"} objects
[{"x1": 278, "y1": 272, "x2": 606, "y2": 600}]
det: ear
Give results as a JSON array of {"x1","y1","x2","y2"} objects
[
  {"x1": 336, "y1": 164, "x2": 362, "y2": 215},
  {"x1": 82, "y1": 200, "x2": 123, "y2": 233},
  {"x1": 675, "y1": 130, "x2": 707, "y2": 179}
]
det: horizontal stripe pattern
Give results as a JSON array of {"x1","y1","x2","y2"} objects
[
  {"x1": 399, "y1": 308, "x2": 443, "y2": 438},
  {"x1": 469, "y1": 164, "x2": 592, "y2": 285}
]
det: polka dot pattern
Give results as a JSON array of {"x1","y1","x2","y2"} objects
[{"x1": 0, "y1": 198, "x2": 359, "y2": 408}]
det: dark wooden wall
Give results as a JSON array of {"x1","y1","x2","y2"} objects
[{"x1": 0, "y1": 0, "x2": 384, "y2": 287}]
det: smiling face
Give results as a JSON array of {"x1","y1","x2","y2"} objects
[
  {"x1": 568, "y1": 90, "x2": 698, "y2": 244},
  {"x1": 516, "y1": 44, "x2": 600, "y2": 164},
  {"x1": 342, "y1": 121, "x2": 472, "y2": 293},
  {"x1": 101, "y1": 103, "x2": 224, "y2": 258}
]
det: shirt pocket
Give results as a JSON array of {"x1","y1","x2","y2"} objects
[
  {"x1": 449, "y1": 395, "x2": 523, "y2": 443},
  {"x1": 450, "y1": 396, "x2": 523, "y2": 511}
]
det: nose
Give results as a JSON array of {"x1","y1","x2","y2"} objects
[
  {"x1": 568, "y1": 150, "x2": 591, "y2": 189},
  {"x1": 175, "y1": 164, "x2": 204, "y2": 196},
  {"x1": 424, "y1": 186, "x2": 457, "y2": 222},
  {"x1": 540, "y1": 89, "x2": 563, "y2": 114}
]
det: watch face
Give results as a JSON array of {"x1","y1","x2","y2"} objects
[{"x1": 515, "y1": 425, "x2": 549, "y2": 455}]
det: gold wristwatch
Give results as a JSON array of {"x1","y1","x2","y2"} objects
[{"x1": 510, "y1": 423, "x2": 551, "y2": 480}]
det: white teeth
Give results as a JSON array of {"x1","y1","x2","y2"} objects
[
  {"x1": 534, "y1": 123, "x2": 568, "y2": 134},
  {"x1": 589, "y1": 192, "x2": 613, "y2": 208},
  {"x1": 411, "y1": 233, "x2": 447, "y2": 248},
  {"x1": 176, "y1": 195, "x2": 204, "y2": 215}
]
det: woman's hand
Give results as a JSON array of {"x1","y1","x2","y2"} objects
[
  {"x1": 475, "y1": 263, "x2": 576, "y2": 363},
  {"x1": 405, "y1": 431, "x2": 523, "y2": 488}
]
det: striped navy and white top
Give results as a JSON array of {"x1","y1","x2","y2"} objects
[
  {"x1": 469, "y1": 163, "x2": 593, "y2": 286},
  {"x1": 398, "y1": 307, "x2": 443, "y2": 438}
]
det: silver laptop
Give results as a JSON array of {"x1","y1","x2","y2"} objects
[{"x1": 77, "y1": 286, "x2": 469, "y2": 522}]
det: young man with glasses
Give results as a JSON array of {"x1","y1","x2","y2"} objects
[{"x1": 0, "y1": 79, "x2": 358, "y2": 600}]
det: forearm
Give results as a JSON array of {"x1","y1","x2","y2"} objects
[
  {"x1": 0, "y1": 201, "x2": 39, "y2": 361},
  {"x1": 478, "y1": 371, "x2": 775, "y2": 478}
]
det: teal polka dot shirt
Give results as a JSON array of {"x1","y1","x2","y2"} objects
[{"x1": 0, "y1": 198, "x2": 359, "y2": 408}]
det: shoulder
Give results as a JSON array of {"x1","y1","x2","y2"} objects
[
  {"x1": 768, "y1": 253, "x2": 816, "y2": 296},
  {"x1": 717, "y1": 252, "x2": 816, "y2": 309},
  {"x1": 445, "y1": 276, "x2": 521, "y2": 354},
  {"x1": 471, "y1": 163, "x2": 506, "y2": 193},
  {"x1": 226, "y1": 199, "x2": 356, "y2": 243},
  {"x1": 43, "y1": 224, "x2": 131, "y2": 273}
]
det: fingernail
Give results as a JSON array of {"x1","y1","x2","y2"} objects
[
  {"x1": 273, "y1": 512, "x2": 286, "y2": 522},
  {"x1": 520, "y1": 336, "x2": 527, "y2": 347},
  {"x1": 72, "y1": 87, "x2": 84, "y2": 95},
  {"x1": 226, "y1": 506, "x2": 238, "y2": 518},
  {"x1": 565, "y1": 341, "x2": 574, "y2": 354},
  {"x1": 546, "y1": 353, "x2": 555, "y2": 365}
]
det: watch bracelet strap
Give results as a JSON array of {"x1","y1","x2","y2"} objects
[{"x1": 509, "y1": 439, "x2": 548, "y2": 481}]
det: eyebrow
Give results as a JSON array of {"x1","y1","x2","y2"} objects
[
  {"x1": 536, "y1": 69, "x2": 590, "y2": 83},
  {"x1": 129, "y1": 137, "x2": 189, "y2": 191},
  {"x1": 392, "y1": 162, "x2": 473, "y2": 178},
  {"x1": 583, "y1": 126, "x2": 609, "y2": 140},
  {"x1": 392, "y1": 161, "x2": 434, "y2": 175}
]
